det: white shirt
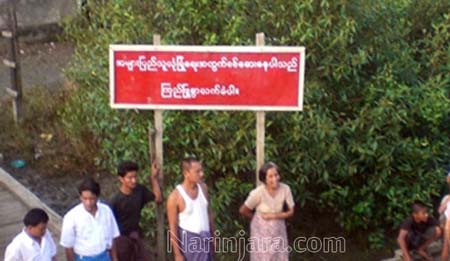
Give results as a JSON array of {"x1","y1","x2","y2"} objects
[
  {"x1": 60, "y1": 202, "x2": 119, "y2": 256},
  {"x1": 4, "y1": 228, "x2": 56, "y2": 261},
  {"x1": 176, "y1": 184, "x2": 210, "y2": 234}
]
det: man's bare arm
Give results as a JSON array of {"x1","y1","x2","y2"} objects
[
  {"x1": 397, "y1": 229, "x2": 411, "y2": 261},
  {"x1": 110, "y1": 238, "x2": 118, "y2": 261},
  {"x1": 150, "y1": 163, "x2": 162, "y2": 203},
  {"x1": 200, "y1": 183, "x2": 216, "y2": 234},
  {"x1": 64, "y1": 248, "x2": 75, "y2": 261},
  {"x1": 167, "y1": 190, "x2": 183, "y2": 260}
]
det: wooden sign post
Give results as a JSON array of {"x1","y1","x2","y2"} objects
[
  {"x1": 255, "y1": 33, "x2": 265, "y2": 186},
  {"x1": 148, "y1": 34, "x2": 166, "y2": 261}
]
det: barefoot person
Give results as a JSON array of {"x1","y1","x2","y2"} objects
[
  {"x1": 239, "y1": 162, "x2": 295, "y2": 261},
  {"x1": 60, "y1": 177, "x2": 120, "y2": 261},
  {"x1": 166, "y1": 157, "x2": 215, "y2": 261},
  {"x1": 109, "y1": 160, "x2": 162, "y2": 261},
  {"x1": 397, "y1": 201, "x2": 441, "y2": 261},
  {"x1": 5, "y1": 208, "x2": 57, "y2": 261}
]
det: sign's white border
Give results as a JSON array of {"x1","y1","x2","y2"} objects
[{"x1": 109, "y1": 45, "x2": 305, "y2": 111}]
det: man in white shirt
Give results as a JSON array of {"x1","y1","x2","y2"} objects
[
  {"x1": 60, "y1": 177, "x2": 120, "y2": 261},
  {"x1": 4, "y1": 208, "x2": 57, "y2": 261}
]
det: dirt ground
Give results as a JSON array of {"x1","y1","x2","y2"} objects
[
  {"x1": 0, "y1": 163, "x2": 117, "y2": 215},
  {"x1": 0, "y1": 40, "x2": 118, "y2": 215}
]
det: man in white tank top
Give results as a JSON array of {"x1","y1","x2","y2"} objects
[{"x1": 167, "y1": 157, "x2": 215, "y2": 261}]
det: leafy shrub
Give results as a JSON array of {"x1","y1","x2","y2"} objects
[{"x1": 60, "y1": 0, "x2": 450, "y2": 248}]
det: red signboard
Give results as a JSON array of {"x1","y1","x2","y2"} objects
[{"x1": 110, "y1": 45, "x2": 305, "y2": 111}]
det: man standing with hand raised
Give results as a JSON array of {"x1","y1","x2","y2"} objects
[{"x1": 109, "y1": 160, "x2": 163, "y2": 261}]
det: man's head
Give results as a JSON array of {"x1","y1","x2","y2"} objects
[
  {"x1": 118, "y1": 160, "x2": 139, "y2": 190},
  {"x1": 259, "y1": 162, "x2": 280, "y2": 189},
  {"x1": 411, "y1": 201, "x2": 429, "y2": 223},
  {"x1": 23, "y1": 208, "x2": 49, "y2": 238},
  {"x1": 181, "y1": 156, "x2": 203, "y2": 184},
  {"x1": 78, "y1": 177, "x2": 100, "y2": 213}
]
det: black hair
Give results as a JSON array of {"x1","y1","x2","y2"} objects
[
  {"x1": 78, "y1": 177, "x2": 101, "y2": 196},
  {"x1": 117, "y1": 160, "x2": 139, "y2": 177},
  {"x1": 23, "y1": 208, "x2": 49, "y2": 227},
  {"x1": 258, "y1": 162, "x2": 279, "y2": 184},
  {"x1": 411, "y1": 200, "x2": 427, "y2": 213},
  {"x1": 181, "y1": 156, "x2": 200, "y2": 173}
]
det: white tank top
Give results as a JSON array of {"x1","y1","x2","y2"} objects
[{"x1": 176, "y1": 184, "x2": 210, "y2": 234}]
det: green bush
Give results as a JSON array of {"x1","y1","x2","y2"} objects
[{"x1": 60, "y1": 0, "x2": 450, "y2": 248}]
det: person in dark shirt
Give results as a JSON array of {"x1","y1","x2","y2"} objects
[
  {"x1": 110, "y1": 160, "x2": 162, "y2": 261},
  {"x1": 397, "y1": 201, "x2": 441, "y2": 261}
]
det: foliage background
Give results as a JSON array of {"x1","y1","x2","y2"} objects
[{"x1": 60, "y1": 0, "x2": 450, "y2": 252}]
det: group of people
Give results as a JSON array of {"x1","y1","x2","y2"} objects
[
  {"x1": 4, "y1": 157, "x2": 295, "y2": 261},
  {"x1": 397, "y1": 170, "x2": 450, "y2": 261}
]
